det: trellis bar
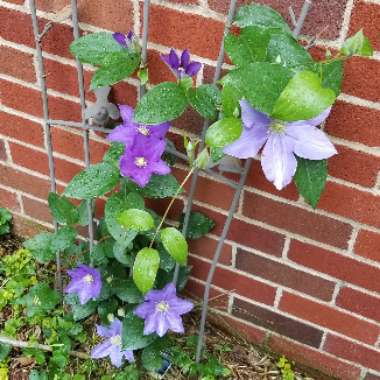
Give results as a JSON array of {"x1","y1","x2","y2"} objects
[{"x1": 140, "y1": 0, "x2": 151, "y2": 97}]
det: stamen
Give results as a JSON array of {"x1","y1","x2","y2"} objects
[
  {"x1": 156, "y1": 301, "x2": 170, "y2": 313},
  {"x1": 83, "y1": 274, "x2": 94, "y2": 284},
  {"x1": 135, "y1": 156, "x2": 148, "y2": 168},
  {"x1": 270, "y1": 122, "x2": 286, "y2": 134},
  {"x1": 110, "y1": 335, "x2": 122, "y2": 346},
  {"x1": 137, "y1": 126, "x2": 150, "y2": 136}
]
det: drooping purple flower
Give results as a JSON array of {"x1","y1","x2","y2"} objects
[
  {"x1": 65, "y1": 264, "x2": 102, "y2": 305},
  {"x1": 119, "y1": 134, "x2": 170, "y2": 187},
  {"x1": 161, "y1": 49, "x2": 202, "y2": 79},
  {"x1": 108, "y1": 105, "x2": 170, "y2": 149},
  {"x1": 113, "y1": 31, "x2": 135, "y2": 49},
  {"x1": 91, "y1": 318, "x2": 134, "y2": 368},
  {"x1": 134, "y1": 283, "x2": 193, "y2": 337},
  {"x1": 224, "y1": 100, "x2": 337, "y2": 190}
]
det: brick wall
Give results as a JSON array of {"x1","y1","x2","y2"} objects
[{"x1": 1, "y1": 0, "x2": 379, "y2": 378}]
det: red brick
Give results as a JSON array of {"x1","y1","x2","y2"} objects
[
  {"x1": 325, "y1": 101, "x2": 380, "y2": 148},
  {"x1": 172, "y1": 107, "x2": 204, "y2": 135},
  {"x1": 147, "y1": 49, "x2": 177, "y2": 85},
  {"x1": 147, "y1": 5, "x2": 224, "y2": 60},
  {"x1": 189, "y1": 256, "x2": 276, "y2": 305},
  {"x1": 337, "y1": 287, "x2": 380, "y2": 323},
  {"x1": 319, "y1": 182, "x2": 380, "y2": 229},
  {"x1": 288, "y1": 240, "x2": 380, "y2": 294},
  {"x1": 365, "y1": 374, "x2": 380, "y2": 380},
  {"x1": 5, "y1": 0, "x2": 25, "y2": 4},
  {"x1": 22, "y1": 196, "x2": 52, "y2": 224},
  {"x1": 0, "y1": 112, "x2": 44, "y2": 147},
  {"x1": 349, "y1": 1, "x2": 380, "y2": 52},
  {"x1": 145, "y1": 198, "x2": 184, "y2": 222},
  {"x1": 246, "y1": 160, "x2": 299, "y2": 201},
  {"x1": 110, "y1": 81, "x2": 138, "y2": 108},
  {"x1": 0, "y1": 79, "x2": 81, "y2": 122},
  {"x1": 0, "y1": 187, "x2": 20, "y2": 211},
  {"x1": 343, "y1": 57, "x2": 380, "y2": 103},
  {"x1": 0, "y1": 46, "x2": 35, "y2": 83},
  {"x1": 0, "y1": 163, "x2": 50, "y2": 199},
  {"x1": 324, "y1": 334, "x2": 380, "y2": 372},
  {"x1": 51, "y1": 128, "x2": 108, "y2": 163},
  {"x1": 268, "y1": 335, "x2": 361, "y2": 380},
  {"x1": 12, "y1": 214, "x2": 50, "y2": 238},
  {"x1": 0, "y1": 140, "x2": 7, "y2": 161},
  {"x1": 236, "y1": 249, "x2": 335, "y2": 301},
  {"x1": 189, "y1": 236, "x2": 232, "y2": 266},
  {"x1": 9, "y1": 142, "x2": 83, "y2": 184},
  {"x1": 233, "y1": 297, "x2": 323, "y2": 347},
  {"x1": 243, "y1": 191, "x2": 352, "y2": 249},
  {"x1": 355, "y1": 230, "x2": 380, "y2": 263},
  {"x1": 280, "y1": 292, "x2": 380, "y2": 345},
  {"x1": 199, "y1": 206, "x2": 285, "y2": 256},
  {"x1": 36, "y1": 0, "x2": 69, "y2": 12},
  {"x1": 208, "y1": 0, "x2": 346, "y2": 40},
  {"x1": 329, "y1": 145, "x2": 380, "y2": 187}
]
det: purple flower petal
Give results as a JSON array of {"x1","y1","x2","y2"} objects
[
  {"x1": 151, "y1": 160, "x2": 171, "y2": 175},
  {"x1": 96, "y1": 324, "x2": 112, "y2": 338},
  {"x1": 91, "y1": 341, "x2": 112, "y2": 359},
  {"x1": 185, "y1": 61, "x2": 202, "y2": 77},
  {"x1": 168, "y1": 49, "x2": 180, "y2": 69},
  {"x1": 286, "y1": 107, "x2": 332, "y2": 128},
  {"x1": 123, "y1": 350, "x2": 135, "y2": 363},
  {"x1": 143, "y1": 312, "x2": 159, "y2": 335},
  {"x1": 109, "y1": 345, "x2": 123, "y2": 368},
  {"x1": 181, "y1": 49, "x2": 190, "y2": 68},
  {"x1": 240, "y1": 100, "x2": 271, "y2": 129},
  {"x1": 156, "y1": 313, "x2": 169, "y2": 337},
  {"x1": 160, "y1": 282, "x2": 177, "y2": 299},
  {"x1": 166, "y1": 312, "x2": 185, "y2": 333},
  {"x1": 134, "y1": 302, "x2": 154, "y2": 318},
  {"x1": 169, "y1": 298, "x2": 194, "y2": 315},
  {"x1": 119, "y1": 105, "x2": 135, "y2": 125},
  {"x1": 285, "y1": 124, "x2": 337, "y2": 160},
  {"x1": 223, "y1": 123, "x2": 268, "y2": 159},
  {"x1": 113, "y1": 32, "x2": 127, "y2": 47},
  {"x1": 107, "y1": 124, "x2": 135, "y2": 147},
  {"x1": 261, "y1": 134, "x2": 297, "y2": 190}
]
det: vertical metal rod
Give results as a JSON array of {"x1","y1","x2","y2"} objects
[
  {"x1": 71, "y1": 0, "x2": 94, "y2": 257},
  {"x1": 195, "y1": 159, "x2": 252, "y2": 362},
  {"x1": 195, "y1": 0, "x2": 313, "y2": 362},
  {"x1": 139, "y1": 0, "x2": 151, "y2": 97},
  {"x1": 29, "y1": 0, "x2": 62, "y2": 290},
  {"x1": 173, "y1": 0, "x2": 238, "y2": 284}
]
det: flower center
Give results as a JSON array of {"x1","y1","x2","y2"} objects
[
  {"x1": 137, "y1": 126, "x2": 150, "y2": 136},
  {"x1": 134, "y1": 156, "x2": 147, "y2": 168},
  {"x1": 110, "y1": 335, "x2": 122, "y2": 346},
  {"x1": 156, "y1": 301, "x2": 170, "y2": 313},
  {"x1": 83, "y1": 274, "x2": 94, "y2": 284},
  {"x1": 270, "y1": 122, "x2": 286, "y2": 134}
]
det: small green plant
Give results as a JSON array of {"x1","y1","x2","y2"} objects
[
  {"x1": 0, "y1": 208, "x2": 12, "y2": 236},
  {"x1": 277, "y1": 355, "x2": 295, "y2": 380}
]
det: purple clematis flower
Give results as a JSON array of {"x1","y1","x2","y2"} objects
[
  {"x1": 134, "y1": 282, "x2": 193, "y2": 337},
  {"x1": 119, "y1": 134, "x2": 170, "y2": 187},
  {"x1": 65, "y1": 264, "x2": 102, "y2": 305},
  {"x1": 108, "y1": 105, "x2": 170, "y2": 149},
  {"x1": 91, "y1": 318, "x2": 134, "y2": 368},
  {"x1": 113, "y1": 31, "x2": 135, "y2": 49},
  {"x1": 224, "y1": 100, "x2": 337, "y2": 190},
  {"x1": 161, "y1": 49, "x2": 202, "y2": 79}
]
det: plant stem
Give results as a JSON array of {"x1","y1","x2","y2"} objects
[
  {"x1": 0, "y1": 335, "x2": 89, "y2": 360},
  {"x1": 149, "y1": 167, "x2": 195, "y2": 248}
]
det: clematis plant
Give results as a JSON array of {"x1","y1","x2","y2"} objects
[{"x1": 161, "y1": 48, "x2": 202, "y2": 79}]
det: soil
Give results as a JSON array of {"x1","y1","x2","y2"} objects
[{"x1": 0, "y1": 234, "x2": 317, "y2": 380}]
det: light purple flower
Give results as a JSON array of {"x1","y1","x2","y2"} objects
[
  {"x1": 113, "y1": 31, "x2": 135, "y2": 49},
  {"x1": 224, "y1": 100, "x2": 337, "y2": 190},
  {"x1": 108, "y1": 105, "x2": 170, "y2": 149},
  {"x1": 65, "y1": 264, "x2": 102, "y2": 305},
  {"x1": 161, "y1": 49, "x2": 202, "y2": 79},
  {"x1": 119, "y1": 134, "x2": 170, "y2": 187},
  {"x1": 91, "y1": 318, "x2": 134, "y2": 368},
  {"x1": 134, "y1": 283, "x2": 193, "y2": 337}
]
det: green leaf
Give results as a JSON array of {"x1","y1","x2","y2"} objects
[
  {"x1": 294, "y1": 158, "x2": 327, "y2": 208},
  {"x1": 205, "y1": 117, "x2": 242, "y2": 148},
  {"x1": 48, "y1": 193, "x2": 79, "y2": 225},
  {"x1": 158, "y1": 246, "x2": 176, "y2": 272},
  {"x1": 122, "y1": 312, "x2": 156, "y2": 350},
  {"x1": 138, "y1": 67, "x2": 149, "y2": 85},
  {"x1": 97, "y1": 298, "x2": 119, "y2": 324},
  {"x1": 267, "y1": 34, "x2": 314, "y2": 70},
  {"x1": 234, "y1": 4, "x2": 292, "y2": 34},
  {"x1": 141, "y1": 337, "x2": 170, "y2": 371},
  {"x1": 188, "y1": 84, "x2": 221, "y2": 120},
  {"x1": 70, "y1": 32, "x2": 126, "y2": 65},
  {"x1": 160, "y1": 227, "x2": 188, "y2": 265},
  {"x1": 341, "y1": 29, "x2": 373, "y2": 57},
  {"x1": 113, "y1": 278, "x2": 143, "y2": 304},
  {"x1": 320, "y1": 60, "x2": 344, "y2": 96},
  {"x1": 180, "y1": 211, "x2": 215, "y2": 239},
  {"x1": 113, "y1": 241, "x2": 133, "y2": 266},
  {"x1": 103, "y1": 142, "x2": 125, "y2": 167},
  {"x1": 221, "y1": 84, "x2": 240, "y2": 117},
  {"x1": 133, "y1": 247, "x2": 160, "y2": 294},
  {"x1": 65, "y1": 294, "x2": 97, "y2": 321},
  {"x1": 78, "y1": 201, "x2": 91, "y2": 226},
  {"x1": 123, "y1": 174, "x2": 181, "y2": 199},
  {"x1": 105, "y1": 192, "x2": 142, "y2": 242},
  {"x1": 64, "y1": 162, "x2": 120, "y2": 199},
  {"x1": 91, "y1": 52, "x2": 140, "y2": 89},
  {"x1": 29, "y1": 370, "x2": 48, "y2": 380},
  {"x1": 134, "y1": 82, "x2": 188, "y2": 124},
  {"x1": 0, "y1": 343, "x2": 11, "y2": 361},
  {"x1": 223, "y1": 62, "x2": 292, "y2": 114},
  {"x1": 50, "y1": 226, "x2": 76, "y2": 252},
  {"x1": 21, "y1": 283, "x2": 60, "y2": 317},
  {"x1": 118, "y1": 209, "x2": 154, "y2": 232},
  {"x1": 272, "y1": 70, "x2": 336, "y2": 121},
  {"x1": 23, "y1": 233, "x2": 55, "y2": 263}
]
